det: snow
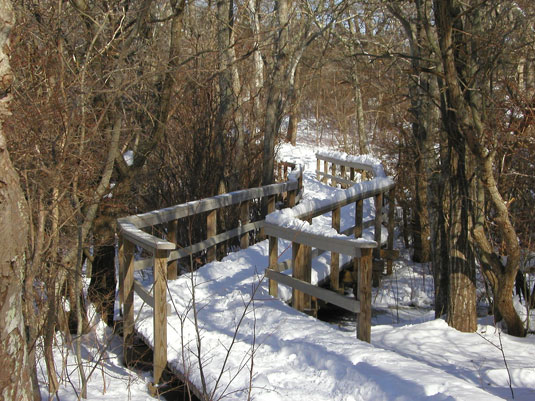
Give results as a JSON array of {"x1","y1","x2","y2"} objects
[{"x1": 39, "y1": 130, "x2": 535, "y2": 401}]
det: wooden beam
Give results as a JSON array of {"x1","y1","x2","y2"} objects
[
  {"x1": 153, "y1": 250, "x2": 168, "y2": 388},
  {"x1": 316, "y1": 153, "x2": 376, "y2": 175},
  {"x1": 265, "y1": 270, "x2": 360, "y2": 313},
  {"x1": 355, "y1": 199, "x2": 363, "y2": 238},
  {"x1": 264, "y1": 222, "x2": 376, "y2": 257},
  {"x1": 118, "y1": 178, "x2": 300, "y2": 229},
  {"x1": 118, "y1": 222, "x2": 175, "y2": 252},
  {"x1": 357, "y1": 249, "x2": 372, "y2": 343},
  {"x1": 315, "y1": 171, "x2": 355, "y2": 187},
  {"x1": 323, "y1": 160, "x2": 328, "y2": 183}
]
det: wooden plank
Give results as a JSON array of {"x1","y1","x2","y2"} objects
[
  {"x1": 323, "y1": 160, "x2": 328, "y2": 183},
  {"x1": 122, "y1": 239, "x2": 135, "y2": 366},
  {"x1": 206, "y1": 210, "x2": 217, "y2": 262},
  {"x1": 240, "y1": 201, "x2": 250, "y2": 249},
  {"x1": 331, "y1": 207, "x2": 341, "y2": 292},
  {"x1": 330, "y1": 161, "x2": 336, "y2": 186},
  {"x1": 118, "y1": 178, "x2": 300, "y2": 229},
  {"x1": 153, "y1": 249, "x2": 168, "y2": 388},
  {"x1": 167, "y1": 219, "x2": 178, "y2": 279},
  {"x1": 357, "y1": 248, "x2": 372, "y2": 343},
  {"x1": 265, "y1": 269, "x2": 360, "y2": 313},
  {"x1": 268, "y1": 236, "x2": 278, "y2": 296},
  {"x1": 118, "y1": 222, "x2": 176, "y2": 251},
  {"x1": 264, "y1": 223, "x2": 376, "y2": 257},
  {"x1": 316, "y1": 153, "x2": 376, "y2": 175},
  {"x1": 341, "y1": 165, "x2": 347, "y2": 188}
]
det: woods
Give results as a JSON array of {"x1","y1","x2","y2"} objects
[{"x1": 0, "y1": 0, "x2": 534, "y2": 399}]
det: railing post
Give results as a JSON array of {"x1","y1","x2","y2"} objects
[
  {"x1": 121, "y1": 238, "x2": 135, "y2": 366},
  {"x1": 373, "y1": 193, "x2": 383, "y2": 286},
  {"x1": 323, "y1": 160, "x2": 328, "y2": 183},
  {"x1": 292, "y1": 241, "x2": 306, "y2": 311},
  {"x1": 268, "y1": 236, "x2": 278, "y2": 296},
  {"x1": 355, "y1": 199, "x2": 363, "y2": 238},
  {"x1": 357, "y1": 248, "x2": 372, "y2": 343},
  {"x1": 167, "y1": 219, "x2": 178, "y2": 280},
  {"x1": 240, "y1": 201, "x2": 250, "y2": 249},
  {"x1": 387, "y1": 188, "x2": 395, "y2": 275},
  {"x1": 330, "y1": 207, "x2": 341, "y2": 292},
  {"x1": 341, "y1": 165, "x2": 347, "y2": 188},
  {"x1": 316, "y1": 158, "x2": 321, "y2": 180},
  {"x1": 259, "y1": 195, "x2": 276, "y2": 240},
  {"x1": 207, "y1": 210, "x2": 217, "y2": 262},
  {"x1": 350, "y1": 167, "x2": 355, "y2": 183},
  {"x1": 331, "y1": 162, "x2": 336, "y2": 186},
  {"x1": 151, "y1": 249, "x2": 168, "y2": 394}
]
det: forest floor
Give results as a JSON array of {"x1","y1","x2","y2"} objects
[{"x1": 38, "y1": 123, "x2": 535, "y2": 400}]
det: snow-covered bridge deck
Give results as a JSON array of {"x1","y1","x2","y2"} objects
[{"x1": 117, "y1": 148, "x2": 506, "y2": 400}]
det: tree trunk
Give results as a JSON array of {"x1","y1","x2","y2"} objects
[{"x1": 0, "y1": 1, "x2": 34, "y2": 399}]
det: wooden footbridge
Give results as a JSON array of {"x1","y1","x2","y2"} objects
[{"x1": 117, "y1": 152, "x2": 396, "y2": 395}]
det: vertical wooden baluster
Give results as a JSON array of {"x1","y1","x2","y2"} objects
[
  {"x1": 350, "y1": 167, "x2": 355, "y2": 183},
  {"x1": 316, "y1": 158, "x2": 321, "y2": 180},
  {"x1": 341, "y1": 165, "x2": 347, "y2": 188},
  {"x1": 122, "y1": 239, "x2": 135, "y2": 366},
  {"x1": 269, "y1": 236, "x2": 278, "y2": 296},
  {"x1": 292, "y1": 242, "x2": 306, "y2": 311},
  {"x1": 207, "y1": 210, "x2": 217, "y2": 262},
  {"x1": 373, "y1": 193, "x2": 383, "y2": 286},
  {"x1": 331, "y1": 162, "x2": 336, "y2": 186},
  {"x1": 357, "y1": 248, "x2": 372, "y2": 343},
  {"x1": 151, "y1": 249, "x2": 168, "y2": 393},
  {"x1": 323, "y1": 160, "x2": 328, "y2": 183},
  {"x1": 387, "y1": 188, "x2": 395, "y2": 275},
  {"x1": 331, "y1": 207, "x2": 341, "y2": 292},
  {"x1": 240, "y1": 201, "x2": 250, "y2": 249},
  {"x1": 167, "y1": 219, "x2": 178, "y2": 280}
]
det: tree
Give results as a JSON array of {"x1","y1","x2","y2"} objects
[
  {"x1": 433, "y1": 0, "x2": 531, "y2": 335},
  {"x1": 0, "y1": 0, "x2": 34, "y2": 399}
]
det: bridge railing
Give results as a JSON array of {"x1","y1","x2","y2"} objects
[
  {"x1": 265, "y1": 152, "x2": 396, "y2": 342},
  {"x1": 117, "y1": 167, "x2": 302, "y2": 391}
]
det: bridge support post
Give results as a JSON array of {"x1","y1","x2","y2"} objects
[
  {"x1": 152, "y1": 249, "x2": 169, "y2": 392},
  {"x1": 331, "y1": 162, "x2": 336, "y2": 186},
  {"x1": 323, "y1": 160, "x2": 328, "y2": 183},
  {"x1": 357, "y1": 248, "x2": 372, "y2": 343},
  {"x1": 121, "y1": 238, "x2": 135, "y2": 366}
]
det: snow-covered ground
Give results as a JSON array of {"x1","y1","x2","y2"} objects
[{"x1": 39, "y1": 126, "x2": 535, "y2": 400}]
